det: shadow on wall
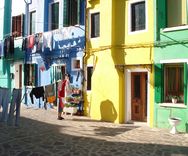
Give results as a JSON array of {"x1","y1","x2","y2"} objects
[{"x1": 100, "y1": 100, "x2": 117, "y2": 122}]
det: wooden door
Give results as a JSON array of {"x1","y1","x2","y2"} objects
[{"x1": 131, "y1": 72, "x2": 147, "y2": 121}]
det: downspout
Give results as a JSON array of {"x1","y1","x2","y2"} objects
[{"x1": 82, "y1": 0, "x2": 87, "y2": 115}]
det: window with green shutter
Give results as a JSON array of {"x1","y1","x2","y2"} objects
[
  {"x1": 155, "y1": 64, "x2": 164, "y2": 103},
  {"x1": 63, "y1": 0, "x2": 80, "y2": 27},
  {"x1": 164, "y1": 64, "x2": 184, "y2": 103},
  {"x1": 51, "y1": 2, "x2": 59, "y2": 30}
]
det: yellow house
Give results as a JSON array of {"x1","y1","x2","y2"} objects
[{"x1": 84, "y1": 0, "x2": 154, "y2": 127}]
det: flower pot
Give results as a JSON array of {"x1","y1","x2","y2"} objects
[{"x1": 172, "y1": 98, "x2": 177, "y2": 104}]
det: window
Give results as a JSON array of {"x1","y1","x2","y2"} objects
[
  {"x1": 130, "y1": 1, "x2": 145, "y2": 32},
  {"x1": 63, "y1": 0, "x2": 79, "y2": 26},
  {"x1": 12, "y1": 14, "x2": 24, "y2": 37},
  {"x1": 50, "y1": 2, "x2": 59, "y2": 30},
  {"x1": 167, "y1": 0, "x2": 187, "y2": 27},
  {"x1": 55, "y1": 65, "x2": 66, "y2": 81},
  {"x1": 30, "y1": 11, "x2": 36, "y2": 35},
  {"x1": 87, "y1": 66, "x2": 93, "y2": 91},
  {"x1": 24, "y1": 64, "x2": 37, "y2": 86},
  {"x1": 90, "y1": 12, "x2": 100, "y2": 38},
  {"x1": 164, "y1": 64, "x2": 184, "y2": 103},
  {"x1": 71, "y1": 58, "x2": 82, "y2": 71}
]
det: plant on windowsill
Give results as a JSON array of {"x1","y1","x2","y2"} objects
[{"x1": 171, "y1": 95, "x2": 179, "y2": 104}]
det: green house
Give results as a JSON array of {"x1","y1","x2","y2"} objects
[{"x1": 154, "y1": 0, "x2": 188, "y2": 132}]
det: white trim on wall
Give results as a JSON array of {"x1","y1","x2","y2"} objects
[
  {"x1": 48, "y1": 0, "x2": 61, "y2": 30},
  {"x1": 71, "y1": 57, "x2": 82, "y2": 71},
  {"x1": 125, "y1": 68, "x2": 150, "y2": 126},
  {"x1": 160, "y1": 59, "x2": 188, "y2": 64},
  {"x1": 128, "y1": 0, "x2": 148, "y2": 35},
  {"x1": 88, "y1": 9, "x2": 100, "y2": 40}
]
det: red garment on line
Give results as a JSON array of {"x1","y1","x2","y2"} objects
[{"x1": 28, "y1": 35, "x2": 35, "y2": 49}]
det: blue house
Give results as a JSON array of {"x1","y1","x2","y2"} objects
[{"x1": 24, "y1": 0, "x2": 85, "y2": 108}]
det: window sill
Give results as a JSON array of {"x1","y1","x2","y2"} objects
[
  {"x1": 162, "y1": 25, "x2": 188, "y2": 32},
  {"x1": 159, "y1": 103, "x2": 187, "y2": 109}
]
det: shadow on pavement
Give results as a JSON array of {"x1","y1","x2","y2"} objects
[{"x1": 0, "y1": 112, "x2": 188, "y2": 156}]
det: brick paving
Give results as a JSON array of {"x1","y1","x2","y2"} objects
[{"x1": 0, "y1": 105, "x2": 188, "y2": 156}]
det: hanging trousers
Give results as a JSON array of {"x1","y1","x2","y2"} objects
[
  {"x1": 7, "y1": 89, "x2": 22, "y2": 126},
  {"x1": 0, "y1": 87, "x2": 11, "y2": 122}
]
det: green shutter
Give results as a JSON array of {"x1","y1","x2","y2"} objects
[
  {"x1": 155, "y1": 64, "x2": 164, "y2": 103},
  {"x1": 184, "y1": 63, "x2": 187, "y2": 104},
  {"x1": 63, "y1": 0, "x2": 69, "y2": 26}
]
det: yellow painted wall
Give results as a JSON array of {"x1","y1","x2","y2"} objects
[{"x1": 85, "y1": 0, "x2": 154, "y2": 126}]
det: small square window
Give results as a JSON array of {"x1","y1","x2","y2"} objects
[{"x1": 71, "y1": 58, "x2": 82, "y2": 71}]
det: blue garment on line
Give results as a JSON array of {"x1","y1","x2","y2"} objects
[
  {"x1": 0, "y1": 87, "x2": 11, "y2": 122},
  {"x1": 7, "y1": 89, "x2": 22, "y2": 126}
]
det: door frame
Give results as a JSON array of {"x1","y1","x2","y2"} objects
[
  {"x1": 125, "y1": 68, "x2": 150, "y2": 125},
  {"x1": 14, "y1": 61, "x2": 23, "y2": 89}
]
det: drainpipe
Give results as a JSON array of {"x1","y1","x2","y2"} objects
[{"x1": 82, "y1": 0, "x2": 87, "y2": 115}]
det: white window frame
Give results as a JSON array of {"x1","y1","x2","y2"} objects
[
  {"x1": 29, "y1": 9, "x2": 36, "y2": 35},
  {"x1": 88, "y1": 10, "x2": 100, "y2": 40},
  {"x1": 71, "y1": 57, "x2": 82, "y2": 71},
  {"x1": 128, "y1": 0, "x2": 148, "y2": 35},
  {"x1": 49, "y1": 0, "x2": 62, "y2": 31}
]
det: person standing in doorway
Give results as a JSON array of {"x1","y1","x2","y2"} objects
[{"x1": 57, "y1": 74, "x2": 71, "y2": 120}]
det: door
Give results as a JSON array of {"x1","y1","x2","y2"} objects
[
  {"x1": 131, "y1": 72, "x2": 147, "y2": 121},
  {"x1": 15, "y1": 64, "x2": 22, "y2": 89}
]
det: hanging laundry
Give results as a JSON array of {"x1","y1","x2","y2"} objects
[
  {"x1": 45, "y1": 84, "x2": 55, "y2": 97},
  {"x1": 4, "y1": 37, "x2": 9, "y2": 58},
  {"x1": 10, "y1": 36, "x2": 14, "y2": 55},
  {"x1": 44, "y1": 83, "x2": 56, "y2": 104},
  {"x1": 30, "y1": 86, "x2": 45, "y2": 104},
  {"x1": 0, "y1": 87, "x2": 11, "y2": 122},
  {"x1": 0, "y1": 41, "x2": 4, "y2": 57},
  {"x1": 52, "y1": 29, "x2": 64, "y2": 50},
  {"x1": 3, "y1": 36, "x2": 14, "y2": 58},
  {"x1": 28, "y1": 35, "x2": 35, "y2": 49},
  {"x1": 35, "y1": 33, "x2": 43, "y2": 52},
  {"x1": 7, "y1": 88, "x2": 22, "y2": 126},
  {"x1": 37, "y1": 58, "x2": 46, "y2": 71},
  {"x1": 22, "y1": 38, "x2": 28, "y2": 51},
  {"x1": 43, "y1": 31, "x2": 53, "y2": 51}
]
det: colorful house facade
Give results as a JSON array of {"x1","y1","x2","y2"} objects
[
  {"x1": 84, "y1": 0, "x2": 155, "y2": 126},
  {"x1": 154, "y1": 0, "x2": 188, "y2": 132},
  {"x1": 0, "y1": 0, "x2": 85, "y2": 110},
  {"x1": 24, "y1": 0, "x2": 85, "y2": 109},
  {"x1": 0, "y1": 0, "x2": 25, "y2": 91}
]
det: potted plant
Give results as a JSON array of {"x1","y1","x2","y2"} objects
[{"x1": 171, "y1": 95, "x2": 179, "y2": 104}]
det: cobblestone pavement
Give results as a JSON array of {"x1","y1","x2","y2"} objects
[{"x1": 0, "y1": 106, "x2": 188, "y2": 156}]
